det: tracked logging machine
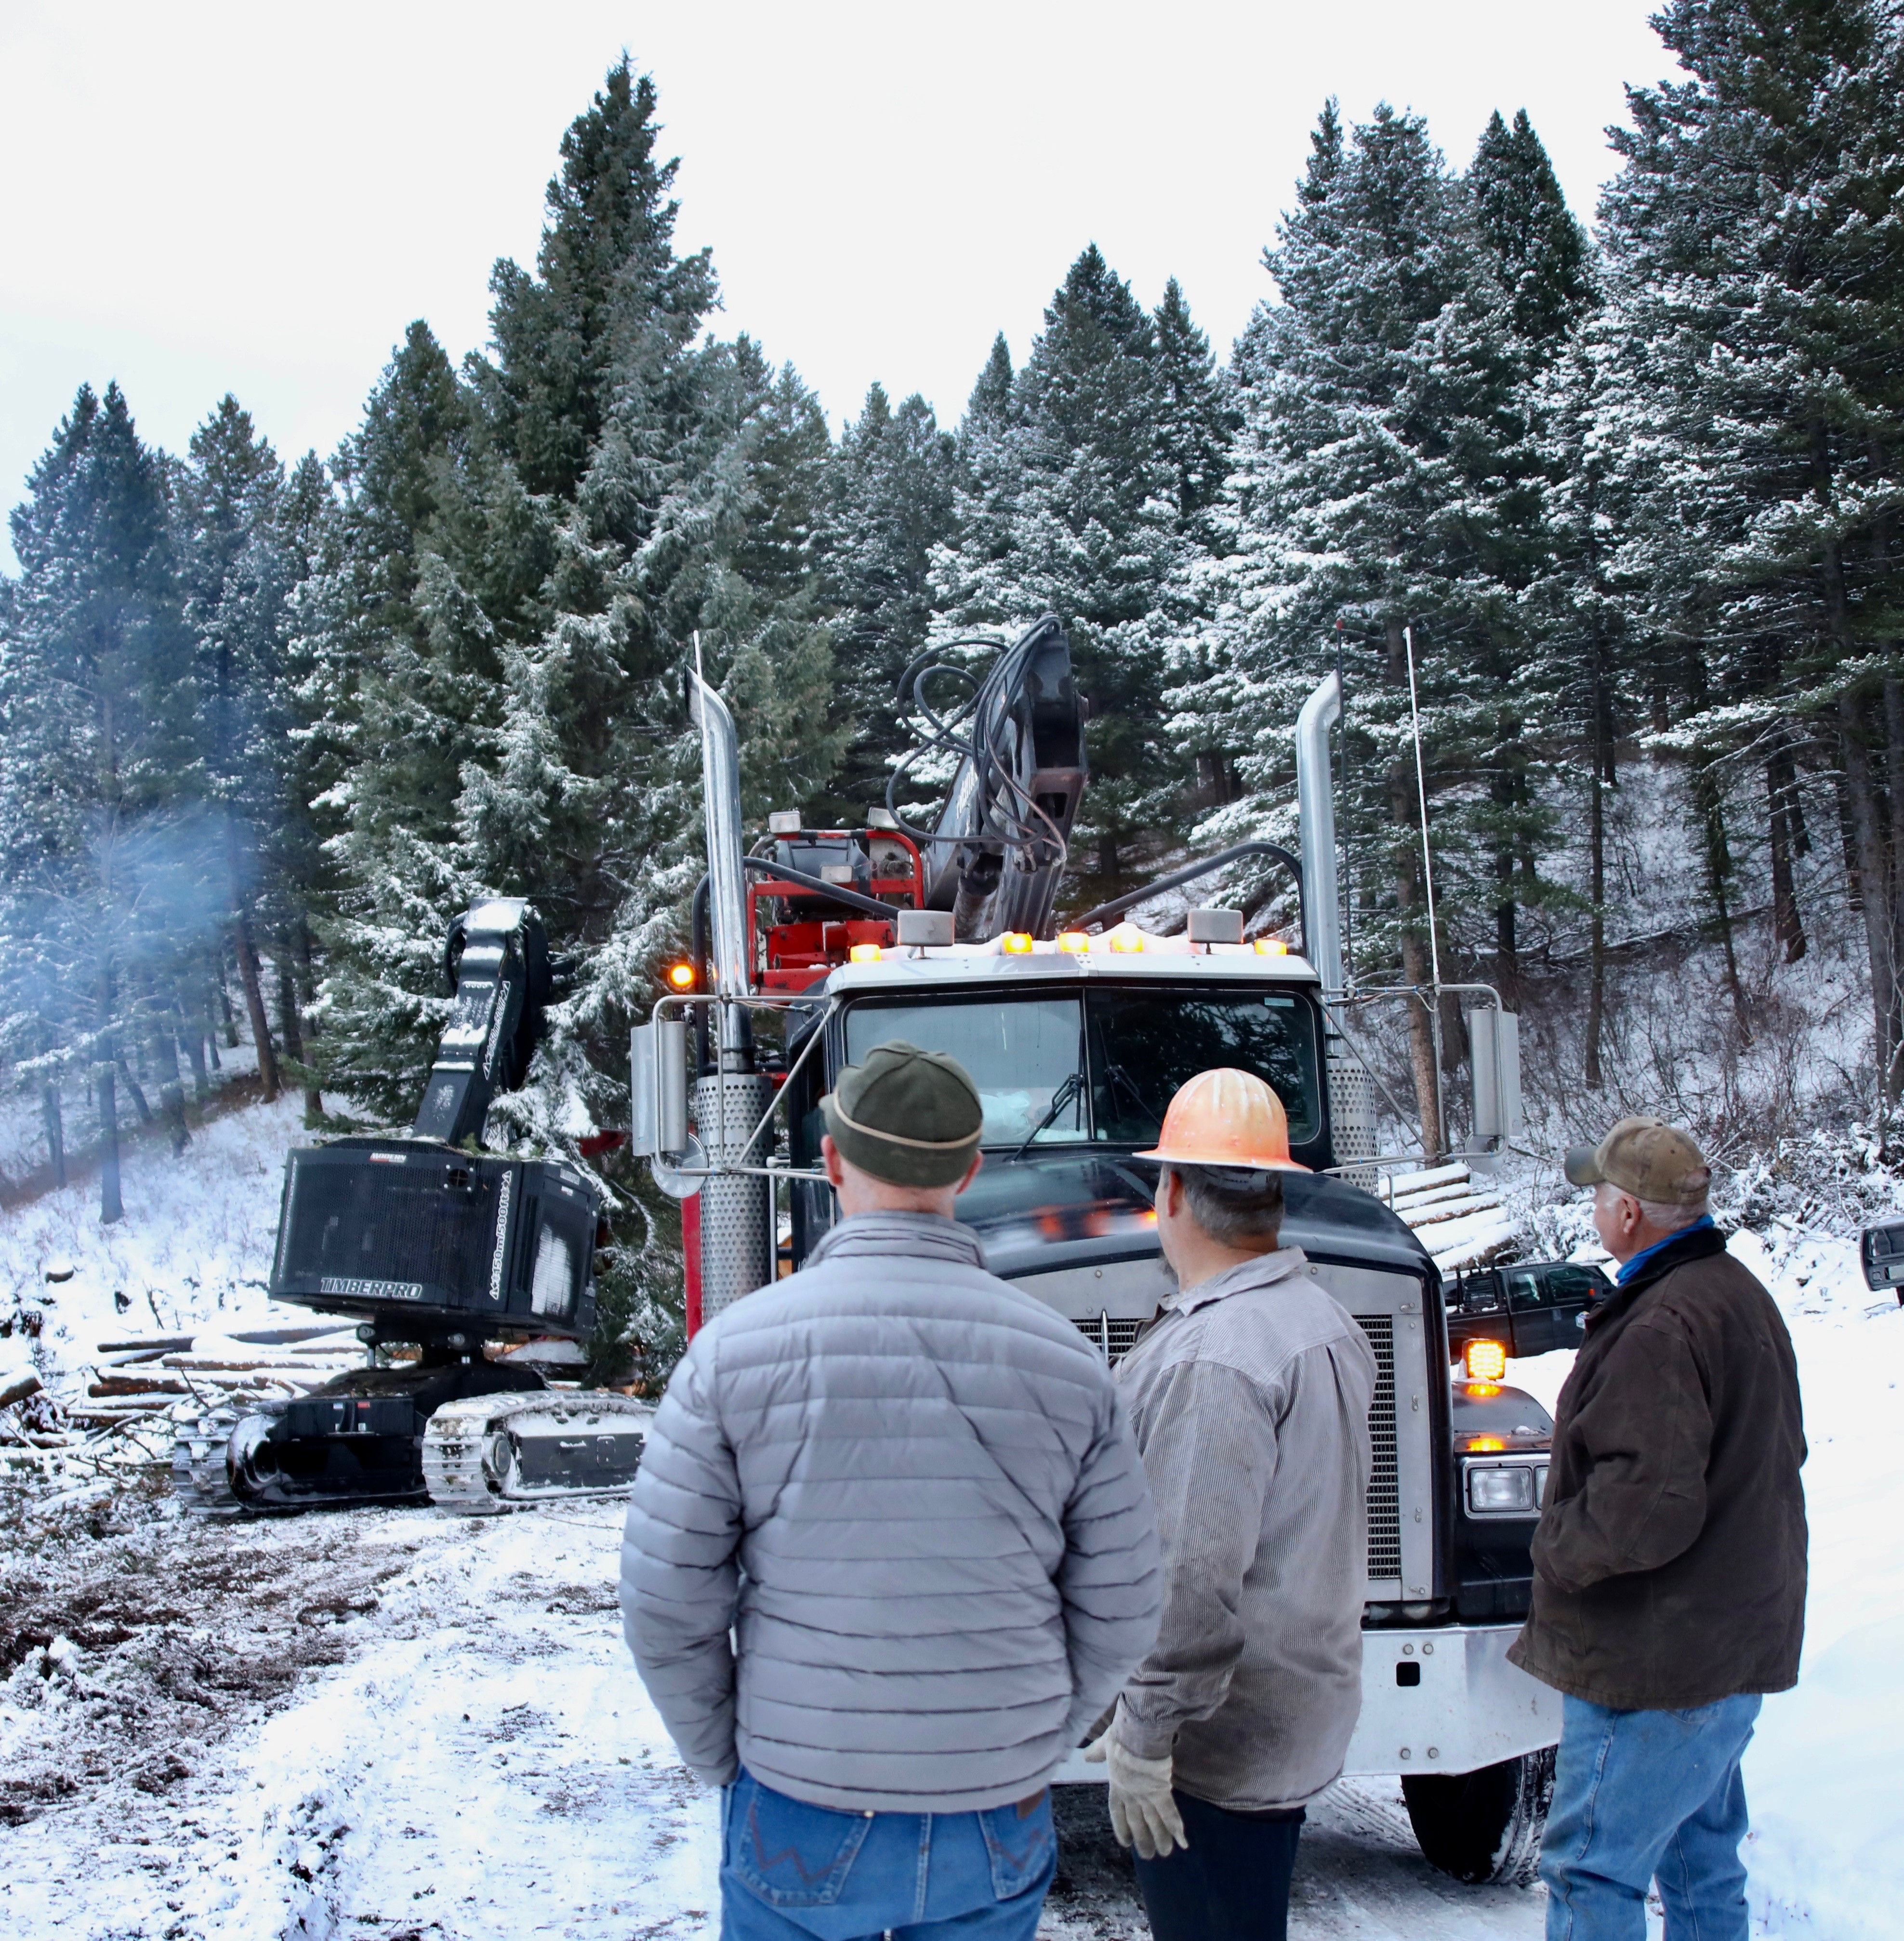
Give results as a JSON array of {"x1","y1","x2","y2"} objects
[
  {"x1": 173, "y1": 899, "x2": 650, "y2": 1516},
  {"x1": 631, "y1": 616, "x2": 1562, "y2": 1886}
]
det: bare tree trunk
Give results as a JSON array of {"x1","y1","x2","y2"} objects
[
  {"x1": 1841, "y1": 690, "x2": 1899, "y2": 1092},
  {"x1": 1768, "y1": 739, "x2": 1807, "y2": 963},
  {"x1": 1586, "y1": 764, "x2": 1607, "y2": 1088},
  {"x1": 296, "y1": 919, "x2": 323, "y2": 1118},
  {"x1": 178, "y1": 998, "x2": 209, "y2": 1104},
  {"x1": 232, "y1": 911, "x2": 281, "y2": 1101},
  {"x1": 41, "y1": 1082, "x2": 66, "y2": 1188},
  {"x1": 97, "y1": 1063, "x2": 122, "y2": 1224},
  {"x1": 1387, "y1": 619, "x2": 1442, "y2": 1158},
  {"x1": 1692, "y1": 759, "x2": 1750, "y2": 1039}
]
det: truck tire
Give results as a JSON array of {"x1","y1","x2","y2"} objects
[{"x1": 1401, "y1": 1747, "x2": 1555, "y2": 1886}]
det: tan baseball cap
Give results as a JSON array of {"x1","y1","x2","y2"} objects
[{"x1": 1563, "y1": 1116, "x2": 1712, "y2": 1205}]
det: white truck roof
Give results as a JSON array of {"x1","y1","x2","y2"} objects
[{"x1": 814, "y1": 925, "x2": 1321, "y2": 996}]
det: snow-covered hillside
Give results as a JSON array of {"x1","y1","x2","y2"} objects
[{"x1": 2, "y1": 1099, "x2": 1901, "y2": 1940}]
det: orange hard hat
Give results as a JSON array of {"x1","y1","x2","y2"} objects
[{"x1": 1136, "y1": 1067, "x2": 1309, "y2": 1171}]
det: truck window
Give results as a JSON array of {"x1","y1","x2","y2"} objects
[
  {"x1": 1546, "y1": 1264, "x2": 1610, "y2": 1303},
  {"x1": 841, "y1": 985, "x2": 1322, "y2": 1151},
  {"x1": 844, "y1": 997, "x2": 1085, "y2": 1147},
  {"x1": 1087, "y1": 988, "x2": 1321, "y2": 1145},
  {"x1": 1505, "y1": 1270, "x2": 1546, "y2": 1309}
]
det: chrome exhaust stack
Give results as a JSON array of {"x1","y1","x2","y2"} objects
[
  {"x1": 689, "y1": 668, "x2": 774, "y2": 1318},
  {"x1": 1295, "y1": 673, "x2": 1376, "y2": 1181}
]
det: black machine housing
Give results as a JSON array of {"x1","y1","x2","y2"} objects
[
  {"x1": 269, "y1": 1139, "x2": 601, "y2": 1344},
  {"x1": 238, "y1": 898, "x2": 604, "y2": 1510}
]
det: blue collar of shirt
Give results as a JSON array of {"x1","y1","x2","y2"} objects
[{"x1": 1615, "y1": 1214, "x2": 1716, "y2": 1285}]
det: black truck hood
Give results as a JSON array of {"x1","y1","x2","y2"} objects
[{"x1": 956, "y1": 1152, "x2": 1434, "y2": 1283}]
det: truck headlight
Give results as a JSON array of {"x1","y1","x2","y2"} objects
[{"x1": 1466, "y1": 1461, "x2": 1536, "y2": 1515}]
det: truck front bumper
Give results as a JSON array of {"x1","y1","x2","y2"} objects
[{"x1": 1050, "y1": 1622, "x2": 1560, "y2": 1785}]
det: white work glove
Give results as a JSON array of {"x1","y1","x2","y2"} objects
[{"x1": 1084, "y1": 1726, "x2": 1189, "y2": 1860}]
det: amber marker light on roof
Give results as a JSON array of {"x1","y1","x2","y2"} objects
[
  {"x1": 1002, "y1": 932, "x2": 1034, "y2": 954},
  {"x1": 1058, "y1": 931, "x2": 1091, "y2": 954},
  {"x1": 1464, "y1": 1338, "x2": 1509, "y2": 1383},
  {"x1": 665, "y1": 962, "x2": 696, "y2": 991},
  {"x1": 849, "y1": 943, "x2": 883, "y2": 963},
  {"x1": 1108, "y1": 923, "x2": 1145, "y2": 953},
  {"x1": 1254, "y1": 938, "x2": 1290, "y2": 956}
]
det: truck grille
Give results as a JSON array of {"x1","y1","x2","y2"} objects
[
  {"x1": 1073, "y1": 1315, "x2": 1146, "y2": 1362},
  {"x1": 1354, "y1": 1314, "x2": 1402, "y2": 1582},
  {"x1": 1077, "y1": 1306, "x2": 1406, "y2": 1589}
]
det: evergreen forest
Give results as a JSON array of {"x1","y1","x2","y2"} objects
[{"x1": 6, "y1": 0, "x2": 1904, "y2": 1370}]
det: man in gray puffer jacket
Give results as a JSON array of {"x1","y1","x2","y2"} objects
[{"x1": 621, "y1": 1040, "x2": 1161, "y2": 1941}]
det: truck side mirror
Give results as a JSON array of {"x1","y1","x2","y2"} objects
[
  {"x1": 1466, "y1": 1009, "x2": 1522, "y2": 1174},
  {"x1": 630, "y1": 1018, "x2": 690, "y2": 1158}
]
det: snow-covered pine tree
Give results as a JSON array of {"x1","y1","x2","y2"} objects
[
  {"x1": 932, "y1": 247, "x2": 1205, "y2": 908},
  {"x1": 177, "y1": 396, "x2": 306, "y2": 1105},
  {"x1": 1171, "y1": 104, "x2": 1545, "y2": 1153},
  {"x1": 1598, "y1": 0, "x2": 1904, "y2": 1090},
  {"x1": 1468, "y1": 108, "x2": 1595, "y2": 359},
  {"x1": 0, "y1": 384, "x2": 198, "y2": 1219},
  {"x1": 300, "y1": 321, "x2": 507, "y2": 1126},
  {"x1": 821, "y1": 384, "x2": 958, "y2": 811}
]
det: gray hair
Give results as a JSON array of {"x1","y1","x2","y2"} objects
[
  {"x1": 1167, "y1": 1163, "x2": 1285, "y2": 1248},
  {"x1": 1603, "y1": 1182, "x2": 1709, "y2": 1232}
]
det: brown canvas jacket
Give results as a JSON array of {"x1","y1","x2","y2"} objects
[{"x1": 1509, "y1": 1225, "x2": 1808, "y2": 1712}]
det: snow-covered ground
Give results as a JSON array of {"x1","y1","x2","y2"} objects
[{"x1": 3, "y1": 1100, "x2": 1901, "y2": 1939}]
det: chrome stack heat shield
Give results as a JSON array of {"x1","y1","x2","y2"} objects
[
  {"x1": 693, "y1": 1071, "x2": 776, "y2": 1319},
  {"x1": 1296, "y1": 673, "x2": 1378, "y2": 1187}
]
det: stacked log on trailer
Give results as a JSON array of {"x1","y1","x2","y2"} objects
[{"x1": 1379, "y1": 1161, "x2": 1518, "y2": 1273}]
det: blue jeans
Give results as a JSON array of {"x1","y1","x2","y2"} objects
[
  {"x1": 719, "y1": 1768, "x2": 1058, "y2": 1941},
  {"x1": 1133, "y1": 1793, "x2": 1305, "y2": 1941},
  {"x1": 1541, "y1": 1692, "x2": 1762, "y2": 1941}
]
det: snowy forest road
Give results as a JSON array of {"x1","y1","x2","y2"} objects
[{"x1": 0, "y1": 1496, "x2": 1546, "y2": 1941}]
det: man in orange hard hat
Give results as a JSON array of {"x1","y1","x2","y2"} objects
[{"x1": 1085, "y1": 1067, "x2": 1376, "y2": 1941}]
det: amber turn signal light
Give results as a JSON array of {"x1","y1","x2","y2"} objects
[
  {"x1": 1464, "y1": 1338, "x2": 1509, "y2": 1383},
  {"x1": 665, "y1": 961, "x2": 696, "y2": 991}
]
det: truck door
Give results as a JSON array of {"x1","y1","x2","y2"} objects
[
  {"x1": 1501, "y1": 1267, "x2": 1552, "y2": 1356},
  {"x1": 1542, "y1": 1263, "x2": 1611, "y2": 1346}
]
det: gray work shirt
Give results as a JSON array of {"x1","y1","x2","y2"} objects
[{"x1": 1112, "y1": 1246, "x2": 1376, "y2": 1811}]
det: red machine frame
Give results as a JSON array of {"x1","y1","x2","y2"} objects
[{"x1": 749, "y1": 827, "x2": 927, "y2": 993}]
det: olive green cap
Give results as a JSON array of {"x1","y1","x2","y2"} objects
[
  {"x1": 820, "y1": 1039, "x2": 984, "y2": 1188},
  {"x1": 1563, "y1": 1115, "x2": 1711, "y2": 1206}
]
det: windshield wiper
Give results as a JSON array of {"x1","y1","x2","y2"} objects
[
  {"x1": 1101, "y1": 1061, "x2": 1163, "y2": 1133},
  {"x1": 1008, "y1": 1071, "x2": 1084, "y2": 1162}
]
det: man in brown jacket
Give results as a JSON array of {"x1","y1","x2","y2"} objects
[{"x1": 1511, "y1": 1117, "x2": 1807, "y2": 1941}]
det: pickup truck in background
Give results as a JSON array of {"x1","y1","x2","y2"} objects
[{"x1": 1445, "y1": 1259, "x2": 1613, "y2": 1365}]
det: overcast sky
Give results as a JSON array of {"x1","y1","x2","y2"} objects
[{"x1": 0, "y1": 0, "x2": 1674, "y2": 574}]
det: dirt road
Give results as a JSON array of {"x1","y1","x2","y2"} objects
[{"x1": 0, "y1": 1489, "x2": 1543, "y2": 1941}]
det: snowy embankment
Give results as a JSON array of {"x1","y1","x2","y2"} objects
[{"x1": 2, "y1": 1099, "x2": 1901, "y2": 1939}]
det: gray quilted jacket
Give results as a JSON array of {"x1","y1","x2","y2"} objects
[{"x1": 620, "y1": 1211, "x2": 1162, "y2": 1813}]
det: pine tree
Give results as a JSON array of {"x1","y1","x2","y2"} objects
[
  {"x1": 1599, "y1": 0, "x2": 1904, "y2": 1089},
  {"x1": 1170, "y1": 105, "x2": 1544, "y2": 1152},
  {"x1": 933, "y1": 247, "x2": 1200, "y2": 905},
  {"x1": 478, "y1": 58, "x2": 717, "y2": 500},
  {"x1": 822, "y1": 384, "x2": 958, "y2": 809},
  {"x1": 1468, "y1": 109, "x2": 1594, "y2": 356},
  {"x1": 0, "y1": 384, "x2": 197, "y2": 1219}
]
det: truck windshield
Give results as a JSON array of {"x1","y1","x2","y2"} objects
[{"x1": 842, "y1": 987, "x2": 1321, "y2": 1150}]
